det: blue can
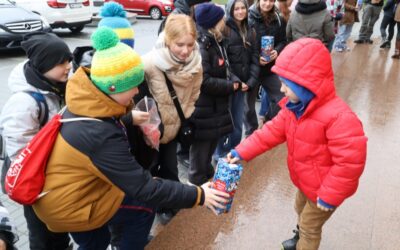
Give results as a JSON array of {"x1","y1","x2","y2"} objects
[
  {"x1": 261, "y1": 36, "x2": 274, "y2": 62},
  {"x1": 212, "y1": 158, "x2": 243, "y2": 214}
]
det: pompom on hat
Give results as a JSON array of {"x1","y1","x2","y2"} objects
[
  {"x1": 98, "y1": 1, "x2": 135, "y2": 48},
  {"x1": 90, "y1": 27, "x2": 144, "y2": 95},
  {"x1": 195, "y1": 3, "x2": 225, "y2": 29}
]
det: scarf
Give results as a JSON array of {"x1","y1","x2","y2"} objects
[
  {"x1": 152, "y1": 32, "x2": 202, "y2": 75},
  {"x1": 295, "y1": 0, "x2": 327, "y2": 15},
  {"x1": 23, "y1": 61, "x2": 66, "y2": 98}
]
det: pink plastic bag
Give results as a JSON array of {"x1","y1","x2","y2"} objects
[{"x1": 135, "y1": 97, "x2": 161, "y2": 151}]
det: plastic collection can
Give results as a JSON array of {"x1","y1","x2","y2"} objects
[
  {"x1": 261, "y1": 36, "x2": 274, "y2": 62},
  {"x1": 212, "y1": 158, "x2": 243, "y2": 214}
]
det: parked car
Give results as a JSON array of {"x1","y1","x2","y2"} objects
[
  {"x1": 91, "y1": 0, "x2": 105, "y2": 16},
  {"x1": 13, "y1": 0, "x2": 92, "y2": 33},
  {"x1": 108, "y1": 0, "x2": 174, "y2": 20},
  {"x1": 0, "y1": 0, "x2": 51, "y2": 50}
]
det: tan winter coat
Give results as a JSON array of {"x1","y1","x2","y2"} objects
[
  {"x1": 341, "y1": 0, "x2": 360, "y2": 25},
  {"x1": 395, "y1": 2, "x2": 400, "y2": 22},
  {"x1": 142, "y1": 33, "x2": 202, "y2": 144}
]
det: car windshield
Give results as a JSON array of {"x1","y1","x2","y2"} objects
[{"x1": 0, "y1": 0, "x2": 12, "y2": 5}]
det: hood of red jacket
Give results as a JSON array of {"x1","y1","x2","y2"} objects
[{"x1": 272, "y1": 38, "x2": 336, "y2": 117}]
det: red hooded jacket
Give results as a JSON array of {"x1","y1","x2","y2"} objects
[{"x1": 235, "y1": 38, "x2": 367, "y2": 206}]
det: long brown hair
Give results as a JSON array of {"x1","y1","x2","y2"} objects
[{"x1": 256, "y1": 0, "x2": 278, "y2": 25}]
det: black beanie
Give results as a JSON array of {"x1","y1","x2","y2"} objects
[
  {"x1": 186, "y1": 0, "x2": 211, "y2": 7},
  {"x1": 21, "y1": 32, "x2": 72, "y2": 74},
  {"x1": 195, "y1": 3, "x2": 225, "y2": 29}
]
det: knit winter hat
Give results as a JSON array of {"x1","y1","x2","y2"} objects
[
  {"x1": 187, "y1": 0, "x2": 211, "y2": 7},
  {"x1": 21, "y1": 32, "x2": 72, "y2": 74},
  {"x1": 98, "y1": 2, "x2": 135, "y2": 48},
  {"x1": 195, "y1": 3, "x2": 225, "y2": 29},
  {"x1": 90, "y1": 27, "x2": 144, "y2": 94}
]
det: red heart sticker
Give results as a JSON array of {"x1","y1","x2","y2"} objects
[{"x1": 218, "y1": 58, "x2": 224, "y2": 66}]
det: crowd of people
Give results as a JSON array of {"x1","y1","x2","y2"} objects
[{"x1": 2, "y1": 0, "x2": 394, "y2": 248}]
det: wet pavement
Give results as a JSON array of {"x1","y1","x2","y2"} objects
[{"x1": 147, "y1": 42, "x2": 400, "y2": 249}]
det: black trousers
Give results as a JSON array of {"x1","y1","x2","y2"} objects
[
  {"x1": 189, "y1": 139, "x2": 218, "y2": 185},
  {"x1": 380, "y1": 15, "x2": 396, "y2": 41},
  {"x1": 23, "y1": 205, "x2": 70, "y2": 250},
  {"x1": 150, "y1": 139, "x2": 179, "y2": 182}
]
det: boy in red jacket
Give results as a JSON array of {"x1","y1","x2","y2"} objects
[{"x1": 227, "y1": 38, "x2": 367, "y2": 250}]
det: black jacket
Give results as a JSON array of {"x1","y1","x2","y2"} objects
[
  {"x1": 224, "y1": 17, "x2": 260, "y2": 90},
  {"x1": 383, "y1": 0, "x2": 396, "y2": 18},
  {"x1": 248, "y1": 5, "x2": 287, "y2": 78},
  {"x1": 191, "y1": 26, "x2": 235, "y2": 140}
]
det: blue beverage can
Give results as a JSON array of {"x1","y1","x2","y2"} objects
[
  {"x1": 212, "y1": 158, "x2": 243, "y2": 214},
  {"x1": 261, "y1": 36, "x2": 274, "y2": 62}
]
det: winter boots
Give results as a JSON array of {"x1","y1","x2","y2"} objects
[
  {"x1": 380, "y1": 39, "x2": 391, "y2": 49},
  {"x1": 281, "y1": 225, "x2": 300, "y2": 250},
  {"x1": 392, "y1": 40, "x2": 400, "y2": 59}
]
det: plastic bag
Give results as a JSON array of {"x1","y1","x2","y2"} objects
[{"x1": 135, "y1": 96, "x2": 161, "y2": 151}]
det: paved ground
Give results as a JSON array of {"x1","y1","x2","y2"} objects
[{"x1": 0, "y1": 10, "x2": 398, "y2": 250}]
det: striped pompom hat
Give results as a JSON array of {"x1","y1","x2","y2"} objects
[
  {"x1": 98, "y1": 1, "x2": 135, "y2": 48},
  {"x1": 90, "y1": 27, "x2": 144, "y2": 94}
]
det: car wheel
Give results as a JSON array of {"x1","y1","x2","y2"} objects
[
  {"x1": 150, "y1": 7, "x2": 162, "y2": 20},
  {"x1": 69, "y1": 25, "x2": 84, "y2": 34}
]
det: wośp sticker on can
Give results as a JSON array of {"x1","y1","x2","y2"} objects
[
  {"x1": 212, "y1": 158, "x2": 243, "y2": 214},
  {"x1": 261, "y1": 36, "x2": 274, "y2": 62}
]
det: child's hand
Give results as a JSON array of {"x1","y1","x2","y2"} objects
[
  {"x1": 269, "y1": 50, "x2": 278, "y2": 61},
  {"x1": 201, "y1": 182, "x2": 230, "y2": 215},
  {"x1": 131, "y1": 110, "x2": 150, "y2": 125},
  {"x1": 241, "y1": 82, "x2": 249, "y2": 92},
  {"x1": 233, "y1": 82, "x2": 240, "y2": 91},
  {"x1": 226, "y1": 149, "x2": 242, "y2": 164},
  {"x1": 316, "y1": 197, "x2": 335, "y2": 212},
  {"x1": 259, "y1": 56, "x2": 268, "y2": 66}
]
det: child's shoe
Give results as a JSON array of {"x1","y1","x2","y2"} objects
[{"x1": 281, "y1": 226, "x2": 300, "y2": 250}]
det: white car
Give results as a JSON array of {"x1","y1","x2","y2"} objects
[
  {"x1": 90, "y1": 0, "x2": 104, "y2": 16},
  {"x1": 13, "y1": 0, "x2": 92, "y2": 33}
]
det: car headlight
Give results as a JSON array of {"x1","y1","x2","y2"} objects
[
  {"x1": 157, "y1": 0, "x2": 172, "y2": 5},
  {"x1": 40, "y1": 16, "x2": 51, "y2": 29},
  {"x1": 0, "y1": 27, "x2": 7, "y2": 34}
]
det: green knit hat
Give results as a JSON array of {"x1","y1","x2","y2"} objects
[{"x1": 90, "y1": 27, "x2": 144, "y2": 94}]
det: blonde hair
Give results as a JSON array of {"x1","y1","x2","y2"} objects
[{"x1": 164, "y1": 14, "x2": 197, "y2": 46}]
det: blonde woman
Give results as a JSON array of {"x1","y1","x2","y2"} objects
[
  {"x1": 141, "y1": 14, "x2": 202, "y2": 183},
  {"x1": 140, "y1": 14, "x2": 204, "y2": 224}
]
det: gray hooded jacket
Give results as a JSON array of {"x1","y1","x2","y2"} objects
[{"x1": 287, "y1": 0, "x2": 335, "y2": 43}]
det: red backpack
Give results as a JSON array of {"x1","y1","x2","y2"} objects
[{"x1": 5, "y1": 107, "x2": 100, "y2": 205}]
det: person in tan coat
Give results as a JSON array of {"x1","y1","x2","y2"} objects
[
  {"x1": 333, "y1": 0, "x2": 360, "y2": 52},
  {"x1": 138, "y1": 14, "x2": 203, "y2": 223},
  {"x1": 140, "y1": 14, "x2": 202, "y2": 182},
  {"x1": 393, "y1": 1, "x2": 400, "y2": 58}
]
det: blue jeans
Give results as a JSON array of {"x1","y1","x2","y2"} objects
[
  {"x1": 71, "y1": 197, "x2": 155, "y2": 250},
  {"x1": 214, "y1": 91, "x2": 245, "y2": 158},
  {"x1": 334, "y1": 24, "x2": 354, "y2": 49},
  {"x1": 259, "y1": 88, "x2": 269, "y2": 117}
]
